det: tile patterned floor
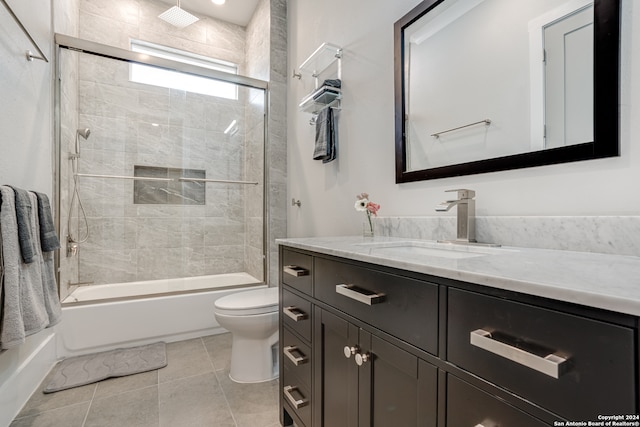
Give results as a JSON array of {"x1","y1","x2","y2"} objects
[{"x1": 10, "y1": 334, "x2": 282, "y2": 427}]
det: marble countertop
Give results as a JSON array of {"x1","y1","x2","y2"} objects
[{"x1": 276, "y1": 236, "x2": 640, "y2": 317}]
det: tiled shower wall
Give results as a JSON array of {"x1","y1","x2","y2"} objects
[{"x1": 58, "y1": 0, "x2": 272, "y2": 286}]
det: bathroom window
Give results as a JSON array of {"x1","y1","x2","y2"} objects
[{"x1": 130, "y1": 40, "x2": 238, "y2": 99}]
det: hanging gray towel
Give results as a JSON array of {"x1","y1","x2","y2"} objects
[
  {"x1": 0, "y1": 186, "x2": 50, "y2": 349},
  {"x1": 9, "y1": 186, "x2": 36, "y2": 263},
  {"x1": 34, "y1": 192, "x2": 60, "y2": 252},
  {"x1": 313, "y1": 107, "x2": 337, "y2": 164},
  {"x1": 30, "y1": 192, "x2": 62, "y2": 327}
]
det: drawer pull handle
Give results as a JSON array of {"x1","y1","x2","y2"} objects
[
  {"x1": 283, "y1": 265, "x2": 309, "y2": 277},
  {"x1": 335, "y1": 284, "x2": 386, "y2": 305},
  {"x1": 283, "y1": 385, "x2": 309, "y2": 409},
  {"x1": 284, "y1": 345, "x2": 308, "y2": 366},
  {"x1": 283, "y1": 306, "x2": 308, "y2": 322},
  {"x1": 469, "y1": 329, "x2": 568, "y2": 379}
]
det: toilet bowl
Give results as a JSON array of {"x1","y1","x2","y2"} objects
[{"x1": 213, "y1": 287, "x2": 279, "y2": 383}]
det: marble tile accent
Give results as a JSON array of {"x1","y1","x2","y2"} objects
[{"x1": 375, "y1": 216, "x2": 640, "y2": 257}]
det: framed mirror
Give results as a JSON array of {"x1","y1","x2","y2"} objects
[{"x1": 394, "y1": 0, "x2": 620, "y2": 183}]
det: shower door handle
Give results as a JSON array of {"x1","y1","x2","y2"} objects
[{"x1": 283, "y1": 306, "x2": 308, "y2": 322}]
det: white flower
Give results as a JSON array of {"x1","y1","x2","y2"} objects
[{"x1": 355, "y1": 198, "x2": 369, "y2": 212}]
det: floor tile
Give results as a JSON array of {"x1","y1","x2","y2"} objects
[
  {"x1": 93, "y1": 370, "x2": 158, "y2": 400},
  {"x1": 17, "y1": 371, "x2": 96, "y2": 418},
  {"x1": 84, "y1": 386, "x2": 159, "y2": 427},
  {"x1": 202, "y1": 333, "x2": 232, "y2": 372},
  {"x1": 218, "y1": 369, "x2": 280, "y2": 427},
  {"x1": 10, "y1": 402, "x2": 90, "y2": 427},
  {"x1": 12, "y1": 334, "x2": 282, "y2": 427},
  {"x1": 158, "y1": 372, "x2": 235, "y2": 427},
  {"x1": 158, "y1": 338, "x2": 214, "y2": 383}
]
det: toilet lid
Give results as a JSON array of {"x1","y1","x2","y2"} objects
[{"x1": 214, "y1": 287, "x2": 278, "y2": 316}]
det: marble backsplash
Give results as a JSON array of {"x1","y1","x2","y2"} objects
[{"x1": 374, "y1": 216, "x2": 640, "y2": 257}]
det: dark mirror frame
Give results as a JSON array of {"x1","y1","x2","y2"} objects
[{"x1": 394, "y1": 0, "x2": 620, "y2": 183}]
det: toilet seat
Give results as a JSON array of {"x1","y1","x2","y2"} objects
[{"x1": 214, "y1": 287, "x2": 278, "y2": 316}]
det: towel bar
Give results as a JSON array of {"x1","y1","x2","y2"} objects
[
  {"x1": 431, "y1": 119, "x2": 491, "y2": 138},
  {"x1": 0, "y1": 0, "x2": 49, "y2": 62}
]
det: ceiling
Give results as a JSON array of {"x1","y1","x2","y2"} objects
[{"x1": 157, "y1": 0, "x2": 260, "y2": 27}]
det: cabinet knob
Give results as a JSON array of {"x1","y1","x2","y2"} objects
[
  {"x1": 343, "y1": 345, "x2": 359, "y2": 358},
  {"x1": 355, "y1": 352, "x2": 370, "y2": 366}
]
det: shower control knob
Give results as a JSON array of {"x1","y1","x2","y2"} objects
[
  {"x1": 355, "y1": 352, "x2": 370, "y2": 366},
  {"x1": 343, "y1": 345, "x2": 358, "y2": 358}
]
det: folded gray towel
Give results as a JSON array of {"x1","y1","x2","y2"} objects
[
  {"x1": 9, "y1": 186, "x2": 36, "y2": 263},
  {"x1": 34, "y1": 192, "x2": 60, "y2": 252},
  {"x1": 0, "y1": 186, "x2": 50, "y2": 349},
  {"x1": 313, "y1": 107, "x2": 337, "y2": 164}
]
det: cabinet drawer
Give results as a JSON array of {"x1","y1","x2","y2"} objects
[
  {"x1": 447, "y1": 288, "x2": 636, "y2": 421},
  {"x1": 282, "y1": 289, "x2": 312, "y2": 341},
  {"x1": 282, "y1": 369, "x2": 311, "y2": 427},
  {"x1": 447, "y1": 374, "x2": 548, "y2": 427},
  {"x1": 282, "y1": 249, "x2": 312, "y2": 295},
  {"x1": 282, "y1": 328, "x2": 311, "y2": 390},
  {"x1": 315, "y1": 257, "x2": 438, "y2": 355}
]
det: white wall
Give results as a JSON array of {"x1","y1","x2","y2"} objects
[
  {"x1": 287, "y1": 0, "x2": 640, "y2": 239},
  {"x1": 0, "y1": 0, "x2": 59, "y2": 423}
]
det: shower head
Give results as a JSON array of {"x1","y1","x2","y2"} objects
[
  {"x1": 158, "y1": 0, "x2": 199, "y2": 29},
  {"x1": 77, "y1": 128, "x2": 91, "y2": 139}
]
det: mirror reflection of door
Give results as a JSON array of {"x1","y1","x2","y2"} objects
[{"x1": 543, "y1": 5, "x2": 593, "y2": 149}]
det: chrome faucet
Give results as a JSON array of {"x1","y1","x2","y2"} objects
[{"x1": 435, "y1": 189, "x2": 476, "y2": 243}]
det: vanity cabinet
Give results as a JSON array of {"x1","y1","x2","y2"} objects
[
  {"x1": 279, "y1": 245, "x2": 639, "y2": 427},
  {"x1": 317, "y1": 308, "x2": 437, "y2": 427}
]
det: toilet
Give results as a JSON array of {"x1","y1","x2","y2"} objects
[{"x1": 213, "y1": 287, "x2": 279, "y2": 383}]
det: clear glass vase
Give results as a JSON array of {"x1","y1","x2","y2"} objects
[{"x1": 363, "y1": 215, "x2": 374, "y2": 237}]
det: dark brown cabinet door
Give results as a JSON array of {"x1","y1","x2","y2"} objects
[
  {"x1": 360, "y1": 332, "x2": 437, "y2": 427},
  {"x1": 318, "y1": 309, "x2": 359, "y2": 427},
  {"x1": 317, "y1": 309, "x2": 437, "y2": 427}
]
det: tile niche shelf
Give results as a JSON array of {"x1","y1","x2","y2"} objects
[{"x1": 295, "y1": 42, "x2": 342, "y2": 117}]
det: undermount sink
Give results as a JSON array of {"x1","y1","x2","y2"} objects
[{"x1": 353, "y1": 240, "x2": 510, "y2": 259}]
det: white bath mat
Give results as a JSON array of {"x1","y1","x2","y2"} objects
[{"x1": 43, "y1": 342, "x2": 167, "y2": 393}]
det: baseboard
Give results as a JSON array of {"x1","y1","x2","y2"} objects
[{"x1": 0, "y1": 330, "x2": 57, "y2": 426}]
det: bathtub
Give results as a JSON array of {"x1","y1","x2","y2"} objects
[{"x1": 56, "y1": 273, "x2": 266, "y2": 358}]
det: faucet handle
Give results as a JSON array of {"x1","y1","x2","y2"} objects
[{"x1": 445, "y1": 189, "x2": 475, "y2": 199}]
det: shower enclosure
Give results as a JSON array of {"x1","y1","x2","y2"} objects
[{"x1": 55, "y1": 34, "x2": 268, "y2": 303}]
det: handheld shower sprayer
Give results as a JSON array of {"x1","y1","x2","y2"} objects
[
  {"x1": 73, "y1": 128, "x2": 91, "y2": 159},
  {"x1": 67, "y1": 127, "x2": 92, "y2": 250},
  {"x1": 77, "y1": 128, "x2": 91, "y2": 139}
]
